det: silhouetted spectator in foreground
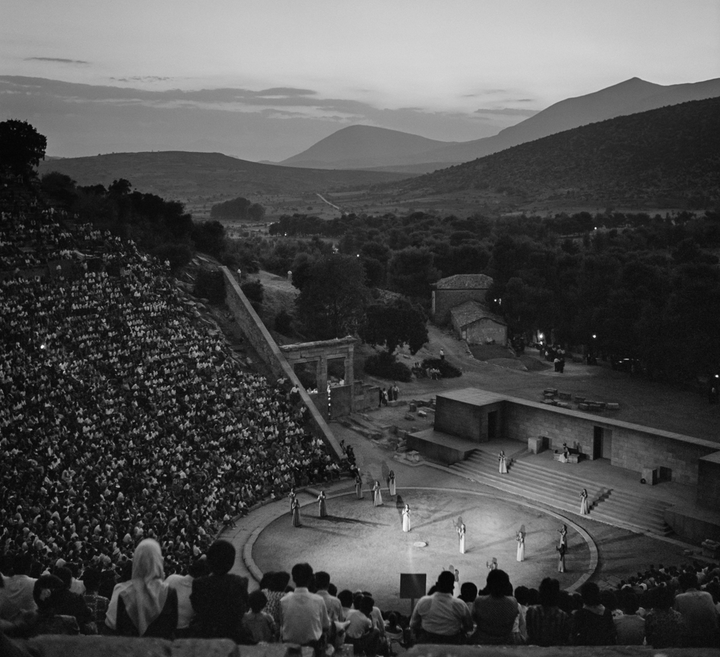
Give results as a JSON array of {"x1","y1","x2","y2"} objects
[
  {"x1": 191, "y1": 539, "x2": 251, "y2": 643},
  {"x1": 569, "y1": 582, "x2": 616, "y2": 645}
]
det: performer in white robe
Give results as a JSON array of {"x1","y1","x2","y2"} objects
[
  {"x1": 387, "y1": 470, "x2": 396, "y2": 497},
  {"x1": 516, "y1": 530, "x2": 525, "y2": 562},
  {"x1": 402, "y1": 504, "x2": 411, "y2": 532},
  {"x1": 317, "y1": 490, "x2": 327, "y2": 518},
  {"x1": 372, "y1": 480, "x2": 383, "y2": 506},
  {"x1": 498, "y1": 451, "x2": 508, "y2": 474},
  {"x1": 458, "y1": 522, "x2": 466, "y2": 554},
  {"x1": 580, "y1": 489, "x2": 590, "y2": 515}
]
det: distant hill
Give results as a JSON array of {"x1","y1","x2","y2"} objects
[
  {"x1": 281, "y1": 77, "x2": 720, "y2": 171},
  {"x1": 280, "y1": 125, "x2": 454, "y2": 170},
  {"x1": 37, "y1": 151, "x2": 411, "y2": 213},
  {"x1": 386, "y1": 97, "x2": 720, "y2": 208}
]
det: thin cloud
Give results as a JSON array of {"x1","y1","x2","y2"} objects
[
  {"x1": 111, "y1": 76, "x2": 173, "y2": 83},
  {"x1": 474, "y1": 107, "x2": 537, "y2": 116},
  {"x1": 257, "y1": 87, "x2": 316, "y2": 97},
  {"x1": 25, "y1": 57, "x2": 90, "y2": 65}
]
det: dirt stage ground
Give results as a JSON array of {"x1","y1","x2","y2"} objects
[{"x1": 253, "y1": 488, "x2": 592, "y2": 613}]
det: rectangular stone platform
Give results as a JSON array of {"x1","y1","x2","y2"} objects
[{"x1": 406, "y1": 428, "x2": 478, "y2": 465}]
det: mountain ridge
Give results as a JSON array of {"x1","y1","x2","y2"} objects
[
  {"x1": 386, "y1": 96, "x2": 720, "y2": 209},
  {"x1": 281, "y1": 77, "x2": 720, "y2": 171}
]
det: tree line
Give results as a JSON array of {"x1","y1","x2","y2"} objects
[{"x1": 261, "y1": 210, "x2": 720, "y2": 383}]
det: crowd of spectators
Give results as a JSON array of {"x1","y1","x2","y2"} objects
[
  {"x1": 1, "y1": 208, "x2": 340, "y2": 627},
  {"x1": 3, "y1": 536, "x2": 719, "y2": 652}
]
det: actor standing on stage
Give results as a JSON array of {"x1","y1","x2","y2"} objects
[
  {"x1": 317, "y1": 490, "x2": 327, "y2": 518},
  {"x1": 580, "y1": 489, "x2": 590, "y2": 515},
  {"x1": 498, "y1": 451, "x2": 508, "y2": 474},
  {"x1": 289, "y1": 488, "x2": 296, "y2": 515},
  {"x1": 291, "y1": 498, "x2": 301, "y2": 527},
  {"x1": 372, "y1": 480, "x2": 383, "y2": 506},
  {"x1": 558, "y1": 524, "x2": 568, "y2": 550},
  {"x1": 458, "y1": 522, "x2": 466, "y2": 554},
  {"x1": 355, "y1": 473, "x2": 363, "y2": 500},
  {"x1": 387, "y1": 470, "x2": 396, "y2": 497},
  {"x1": 557, "y1": 544, "x2": 567, "y2": 572},
  {"x1": 516, "y1": 530, "x2": 525, "y2": 562},
  {"x1": 402, "y1": 504, "x2": 411, "y2": 532}
]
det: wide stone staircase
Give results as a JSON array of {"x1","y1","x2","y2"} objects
[{"x1": 449, "y1": 450, "x2": 673, "y2": 536}]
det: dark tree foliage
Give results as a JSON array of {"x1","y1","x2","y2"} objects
[
  {"x1": 211, "y1": 196, "x2": 251, "y2": 219},
  {"x1": 0, "y1": 119, "x2": 47, "y2": 183},
  {"x1": 387, "y1": 247, "x2": 440, "y2": 298},
  {"x1": 361, "y1": 298, "x2": 428, "y2": 355},
  {"x1": 40, "y1": 172, "x2": 78, "y2": 210},
  {"x1": 194, "y1": 269, "x2": 225, "y2": 304},
  {"x1": 191, "y1": 220, "x2": 227, "y2": 259},
  {"x1": 364, "y1": 351, "x2": 412, "y2": 382},
  {"x1": 295, "y1": 255, "x2": 370, "y2": 340},
  {"x1": 289, "y1": 252, "x2": 316, "y2": 291},
  {"x1": 241, "y1": 280, "x2": 264, "y2": 306},
  {"x1": 275, "y1": 309, "x2": 293, "y2": 335}
]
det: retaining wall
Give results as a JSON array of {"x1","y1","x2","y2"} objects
[{"x1": 221, "y1": 267, "x2": 342, "y2": 459}]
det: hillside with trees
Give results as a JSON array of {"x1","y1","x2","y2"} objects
[
  {"x1": 387, "y1": 97, "x2": 720, "y2": 210},
  {"x1": 37, "y1": 151, "x2": 411, "y2": 217}
]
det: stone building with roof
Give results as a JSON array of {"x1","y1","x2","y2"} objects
[
  {"x1": 450, "y1": 300, "x2": 507, "y2": 345},
  {"x1": 431, "y1": 273, "x2": 494, "y2": 325}
]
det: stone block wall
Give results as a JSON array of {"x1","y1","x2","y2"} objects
[
  {"x1": 697, "y1": 454, "x2": 720, "y2": 508},
  {"x1": 504, "y1": 404, "x2": 595, "y2": 456},
  {"x1": 19, "y1": 636, "x2": 713, "y2": 657},
  {"x1": 434, "y1": 396, "x2": 484, "y2": 441},
  {"x1": 330, "y1": 384, "x2": 352, "y2": 418},
  {"x1": 610, "y1": 429, "x2": 717, "y2": 486},
  {"x1": 503, "y1": 400, "x2": 719, "y2": 485},
  {"x1": 355, "y1": 383, "x2": 380, "y2": 413}
]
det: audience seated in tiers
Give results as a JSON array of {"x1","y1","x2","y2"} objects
[{"x1": 0, "y1": 209, "x2": 339, "y2": 606}]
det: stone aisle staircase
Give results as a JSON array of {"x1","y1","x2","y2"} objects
[{"x1": 449, "y1": 450, "x2": 673, "y2": 536}]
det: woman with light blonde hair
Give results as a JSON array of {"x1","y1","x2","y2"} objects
[{"x1": 105, "y1": 538, "x2": 178, "y2": 638}]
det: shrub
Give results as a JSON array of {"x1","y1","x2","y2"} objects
[
  {"x1": 275, "y1": 309, "x2": 293, "y2": 335},
  {"x1": 422, "y1": 357, "x2": 462, "y2": 378},
  {"x1": 241, "y1": 280, "x2": 264, "y2": 306},
  {"x1": 364, "y1": 351, "x2": 412, "y2": 382},
  {"x1": 194, "y1": 268, "x2": 225, "y2": 304}
]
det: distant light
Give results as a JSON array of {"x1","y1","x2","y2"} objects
[
  {"x1": 40, "y1": 343, "x2": 46, "y2": 350},
  {"x1": 592, "y1": 334, "x2": 597, "y2": 339}
]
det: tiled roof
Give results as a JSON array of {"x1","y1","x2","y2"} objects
[
  {"x1": 450, "y1": 300, "x2": 506, "y2": 328},
  {"x1": 434, "y1": 273, "x2": 493, "y2": 290}
]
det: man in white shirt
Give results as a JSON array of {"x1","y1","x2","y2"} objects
[
  {"x1": 280, "y1": 563, "x2": 331, "y2": 653},
  {"x1": 0, "y1": 555, "x2": 37, "y2": 621},
  {"x1": 410, "y1": 570, "x2": 473, "y2": 644}
]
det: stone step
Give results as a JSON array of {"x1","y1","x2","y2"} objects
[
  {"x1": 451, "y1": 452, "x2": 672, "y2": 536},
  {"x1": 475, "y1": 455, "x2": 671, "y2": 515}
]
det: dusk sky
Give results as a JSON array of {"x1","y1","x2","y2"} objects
[{"x1": 2, "y1": 0, "x2": 719, "y2": 161}]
